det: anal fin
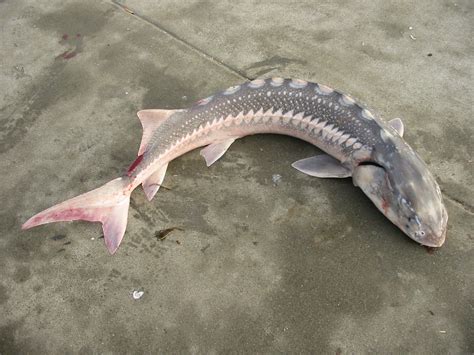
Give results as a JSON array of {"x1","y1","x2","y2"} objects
[
  {"x1": 200, "y1": 138, "x2": 236, "y2": 167},
  {"x1": 142, "y1": 163, "x2": 168, "y2": 201},
  {"x1": 292, "y1": 154, "x2": 351, "y2": 178}
]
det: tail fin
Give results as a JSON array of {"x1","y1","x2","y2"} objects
[{"x1": 22, "y1": 177, "x2": 130, "y2": 254}]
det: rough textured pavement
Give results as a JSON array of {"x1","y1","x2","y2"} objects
[{"x1": 1, "y1": 0, "x2": 473, "y2": 353}]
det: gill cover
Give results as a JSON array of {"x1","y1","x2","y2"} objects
[{"x1": 353, "y1": 164, "x2": 398, "y2": 222}]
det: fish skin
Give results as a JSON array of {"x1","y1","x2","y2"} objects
[{"x1": 23, "y1": 78, "x2": 448, "y2": 253}]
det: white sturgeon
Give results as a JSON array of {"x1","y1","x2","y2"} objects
[{"x1": 23, "y1": 78, "x2": 448, "y2": 253}]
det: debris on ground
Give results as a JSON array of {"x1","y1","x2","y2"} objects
[
  {"x1": 272, "y1": 174, "x2": 282, "y2": 186},
  {"x1": 122, "y1": 5, "x2": 135, "y2": 15},
  {"x1": 154, "y1": 227, "x2": 184, "y2": 241},
  {"x1": 51, "y1": 234, "x2": 66, "y2": 241},
  {"x1": 132, "y1": 290, "x2": 144, "y2": 300}
]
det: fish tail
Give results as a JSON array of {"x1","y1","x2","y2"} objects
[{"x1": 22, "y1": 177, "x2": 131, "y2": 254}]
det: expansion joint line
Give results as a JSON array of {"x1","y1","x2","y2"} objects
[{"x1": 110, "y1": 0, "x2": 250, "y2": 80}]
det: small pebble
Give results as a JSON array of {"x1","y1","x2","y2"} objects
[
  {"x1": 132, "y1": 290, "x2": 144, "y2": 300},
  {"x1": 272, "y1": 174, "x2": 282, "y2": 185}
]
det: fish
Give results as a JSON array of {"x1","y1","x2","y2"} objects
[{"x1": 22, "y1": 78, "x2": 448, "y2": 254}]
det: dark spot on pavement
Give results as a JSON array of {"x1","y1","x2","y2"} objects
[
  {"x1": 154, "y1": 227, "x2": 183, "y2": 241},
  {"x1": 51, "y1": 234, "x2": 66, "y2": 241},
  {"x1": 0, "y1": 284, "x2": 7, "y2": 304},
  {"x1": 13, "y1": 265, "x2": 31, "y2": 283},
  {"x1": 34, "y1": 2, "x2": 113, "y2": 36}
]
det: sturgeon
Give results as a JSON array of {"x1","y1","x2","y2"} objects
[{"x1": 22, "y1": 78, "x2": 448, "y2": 253}]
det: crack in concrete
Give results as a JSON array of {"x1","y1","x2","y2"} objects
[{"x1": 110, "y1": 0, "x2": 251, "y2": 80}]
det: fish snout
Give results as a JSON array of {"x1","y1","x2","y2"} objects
[{"x1": 413, "y1": 206, "x2": 448, "y2": 247}]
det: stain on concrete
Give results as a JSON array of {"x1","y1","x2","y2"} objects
[
  {"x1": 33, "y1": 2, "x2": 114, "y2": 36},
  {"x1": 0, "y1": 323, "x2": 17, "y2": 354},
  {"x1": 0, "y1": 319, "x2": 30, "y2": 354},
  {"x1": 51, "y1": 234, "x2": 66, "y2": 241},
  {"x1": 245, "y1": 55, "x2": 307, "y2": 78},
  {"x1": 0, "y1": 62, "x2": 91, "y2": 153},
  {"x1": 375, "y1": 21, "x2": 406, "y2": 39},
  {"x1": 13, "y1": 265, "x2": 31, "y2": 283},
  {"x1": 0, "y1": 284, "x2": 7, "y2": 305},
  {"x1": 359, "y1": 43, "x2": 398, "y2": 63},
  {"x1": 0, "y1": 2, "x2": 115, "y2": 154},
  {"x1": 139, "y1": 64, "x2": 199, "y2": 109}
]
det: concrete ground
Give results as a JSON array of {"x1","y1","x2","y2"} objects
[{"x1": 1, "y1": 0, "x2": 472, "y2": 352}]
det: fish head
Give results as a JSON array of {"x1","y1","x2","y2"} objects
[{"x1": 352, "y1": 140, "x2": 448, "y2": 247}]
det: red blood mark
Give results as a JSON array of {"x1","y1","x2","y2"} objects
[
  {"x1": 127, "y1": 154, "x2": 144, "y2": 176},
  {"x1": 62, "y1": 51, "x2": 77, "y2": 59},
  {"x1": 56, "y1": 50, "x2": 77, "y2": 60},
  {"x1": 381, "y1": 199, "x2": 389, "y2": 214},
  {"x1": 62, "y1": 33, "x2": 69, "y2": 40}
]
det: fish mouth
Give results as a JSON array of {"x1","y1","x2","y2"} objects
[
  {"x1": 418, "y1": 228, "x2": 446, "y2": 247},
  {"x1": 415, "y1": 207, "x2": 448, "y2": 247}
]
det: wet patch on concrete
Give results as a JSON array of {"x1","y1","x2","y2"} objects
[
  {"x1": 33, "y1": 2, "x2": 114, "y2": 36},
  {"x1": 375, "y1": 20, "x2": 407, "y2": 39},
  {"x1": 139, "y1": 64, "x2": 200, "y2": 110},
  {"x1": 12, "y1": 265, "x2": 31, "y2": 283},
  {"x1": 0, "y1": 60, "x2": 92, "y2": 154},
  {"x1": 0, "y1": 284, "x2": 7, "y2": 305}
]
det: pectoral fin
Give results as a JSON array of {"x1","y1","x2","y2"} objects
[
  {"x1": 200, "y1": 138, "x2": 236, "y2": 167},
  {"x1": 292, "y1": 155, "x2": 351, "y2": 178},
  {"x1": 388, "y1": 118, "x2": 404, "y2": 137}
]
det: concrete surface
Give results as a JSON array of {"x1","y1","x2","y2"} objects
[{"x1": 0, "y1": 0, "x2": 472, "y2": 353}]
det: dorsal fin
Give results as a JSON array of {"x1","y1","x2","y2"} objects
[{"x1": 136, "y1": 109, "x2": 183, "y2": 155}]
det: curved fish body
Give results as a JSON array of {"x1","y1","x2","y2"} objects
[{"x1": 22, "y1": 78, "x2": 448, "y2": 253}]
